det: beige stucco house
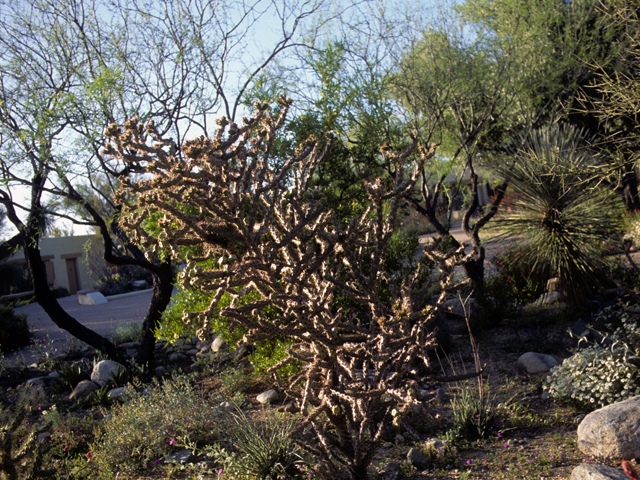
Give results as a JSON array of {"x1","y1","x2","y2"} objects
[{"x1": 4, "y1": 234, "x2": 102, "y2": 294}]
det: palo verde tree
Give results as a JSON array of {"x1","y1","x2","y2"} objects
[
  {"x1": 106, "y1": 98, "x2": 473, "y2": 480},
  {"x1": 392, "y1": 24, "x2": 516, "y2": 289},
  {"x1": 0, "y1": 0, "x2": 331, "y2": 367}
]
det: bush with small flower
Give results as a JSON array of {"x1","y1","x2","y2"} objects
[
  {"x1": 544, "y1": 307, "x2": 640, "y2": 410},
  {"x1": 89, "y1": 375, "x2": 226, "y2": 476}
]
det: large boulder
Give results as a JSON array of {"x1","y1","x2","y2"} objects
[
  {"x1": 570, "y1": 464, "x2": 629, "y2": 480},
  {"x1": 91, "y1": 360, "x2": 127, "y2": 387},
  {"x1": 69, "y1": 380, "x2": 101, "y2": 400},
  {"x1": 516, "y1": 352, "x2": 559, "y2": 374},
  {"x1": 577, "y1": 395, "x2": 640, "y2": 461}
]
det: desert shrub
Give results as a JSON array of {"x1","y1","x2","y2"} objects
[
  {"x1": 89, "y1": 375, "x2": 224, "y2": 475},
  {"x1": 51, "y1": 286, "x2": 70, "y2": 298},
  {"x1": 0, "y1": 305, "x2": 30, "y2": 353},
  {"x1": 0, "y1": 387, "x2": 54, "y2": 479},
  {"x1": 109, "y1": 322, "x2": 142, "y2": 345},
  {"x1": 490, "y1": 245, "x2": 546, "y2": 304},
  {"x1": 624, "y1": 210, "x2": 640, "y2": 247},
  {"x1": 0, "y1": 262, "x2": 32, "y2": 297},
  {"x1": 106, "y1": 102, "x2": 467, "y2": 480},
  {"x1": 39, "y1": 404, "x2": 99, "y2": 479},
  {"x1": 417, "y1": 441, "x2": 461, "y2": 470},
  {"x1": 92, "y1": 264, "x2": 154, "y2": 297},
  {"x1": 544, "y1": 307, "x2": 640, "y2": 410}
]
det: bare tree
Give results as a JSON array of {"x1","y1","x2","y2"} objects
[{"x1": 0, "y1": 0, "x2": 335, "y2": 366}]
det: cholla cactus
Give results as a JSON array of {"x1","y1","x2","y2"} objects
[
  {"x1": 0, "y1": 389, "x2": 53, "y2": 480},
  {"x1": 105, "y1": 98, "x2": 472, "y2": 480}
]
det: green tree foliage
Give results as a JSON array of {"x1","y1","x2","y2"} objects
[
  {"x1": 0, "y1": 0, "x2": 331, "y2": 364},
  {"x1": 457, "y1": 0, "x2": 640, "y2": 209}
]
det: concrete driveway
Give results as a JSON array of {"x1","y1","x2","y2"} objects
[{"x1": 5, "y1": 289, "x2": 157, "y2": 365}]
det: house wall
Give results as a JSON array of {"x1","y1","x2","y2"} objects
[{"x1": 6, "y1": 235, "x2": 102, "y2": 294}]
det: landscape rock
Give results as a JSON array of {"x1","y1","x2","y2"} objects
[
  {"x1": 578, "y1": 395, "x2": 640, "y2": 461},
  {"x1": 379, "y1": 462, "x2": 401, "y2": 480},
  {"x1": 256, "y1": 389, "x2": 280, "y2": 404},
  {"x1": 570, "y1": 464, "x2": 629, "y2": 480},
  {"x1": 394, "y1": 434, "x2": 404, "y2": 445},
  {"x1": 516, "y1": 352, "x2": 558, "y2": 373},
  {"x1": 536, "y1": 291, "x2": 563, "y2": 305},
  {"x1": 119, "y1": 342, "x2": 140, "y2": 349},
  {"x1": 407, "y1": 447, "x2": 429, "y2": 470},
  {"x1": 48, "y1": 371, "x2": 59, "y2": 378},
  {"x1": 423, "y1": 438, "x2": 448, "y2": 454},
  {"x1": 168, "y1": 352, "x2": 187, "y2": 363},
  {"x1": 37, "y1": 432, "x2": 52, "y2": 443},
  {"x1": 195, "y1": 340, "x2": 211, "y2": 350},
  {"x1": 69, "y1": 380, "x2": 101, "y2": 400},
  {"x1": 211, "y1": 336, "x2": 228, "y2": 353},
  {"x1": 443, "y1": 298, "x2": 476, "y2": 316},
  {"x1": 77, "y1": 290, "x2": 108, "y2": 305},
  {"x1": 173, "y1": 338, "x2": 186, "y2": 348},
  {"x1": 91, "y1": 360, "x2": 127, "y2": 387},
  {"x1": 26, "y1": 376, "x2": 49, "y2": 386},
  {"x1": 571, "y1": 319, "x2": 591, "y2": 339},
  {"x1": 435, "y1": 387, "x2": 447, "y2": 403},
  {"x1": 546, "y1": 277, "x2": 561, "y2": 292},
  {"x1": 234, "y1": 343, "x2": 255, "y2": 359},
  {"x1": 165, "y1": 449, "x2": 193, "y2": 464},
  {"x1": 107, "y1": 387, "x2": 130, "y2": 400},
  {"x1": 186, "y1": 348, "x2": 199, "y2": 356}
]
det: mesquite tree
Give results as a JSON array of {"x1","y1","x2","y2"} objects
[{"x1": 105, "y1": 98, "x2": 471, "y2": 480}]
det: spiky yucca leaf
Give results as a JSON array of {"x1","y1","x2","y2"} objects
[{"x1": 491, "y1": 125, "x2": 623, "y2": 304}]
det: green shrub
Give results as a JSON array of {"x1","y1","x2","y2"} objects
[
  {"x1": 544, "y1": 307, "x2": 640, "y2": 410},
  {"x1": 417, "y1": 441, "x2": 461, "y2": 470},
  {"x1": 0, "y1": 305, "x2": 30, "y2": 353},
  {"x1": 51, "y1": 286, "x2": 70, "y2": 298},
  {"x1": 90, "y1": 375, "x2": 225, "y2": 475}
]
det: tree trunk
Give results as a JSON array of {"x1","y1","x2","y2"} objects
[
  {"x1": 22, "y1": 227, "x2": 120, "y2": 360},
  {"x1": 137, "y1": 261, "x2": 174, "y2": 373}
]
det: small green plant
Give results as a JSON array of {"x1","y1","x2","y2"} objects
[
  {"x1": 109, "y1": 322, "x2": 142, "y2": 345},
  {"x1": 219, "y1": 367, "x2": 257, "y2": 396},
  {"x1": 28, "y1": 333, "x2": 60, "y2": 369},
  {"x1": 450, "y1": 378, "x2": 502, "y2": 441},
  {"x1": 108, "y1": 366, "x2": 130, "y2": 388},
  {"x1": 418, "y1": 441, "x2": 461, "y2": 470},
  {"x1": 211, "y1": 406, "x2": 308, "y2": 480},
  {"x1": 57, "y1": 363, "x2": 91, "y2": 390}
]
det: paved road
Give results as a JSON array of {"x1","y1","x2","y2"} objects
[{"x1": 4, "y1": 289, "x2": 156, "y2": 365}]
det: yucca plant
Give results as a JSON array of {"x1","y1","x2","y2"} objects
[
  {"x1": 213, "y1": 406, "x2": 307, "y2": 480},
  {"x1": 491, "y1": 125, "x2": 623, "y2": 304}
]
